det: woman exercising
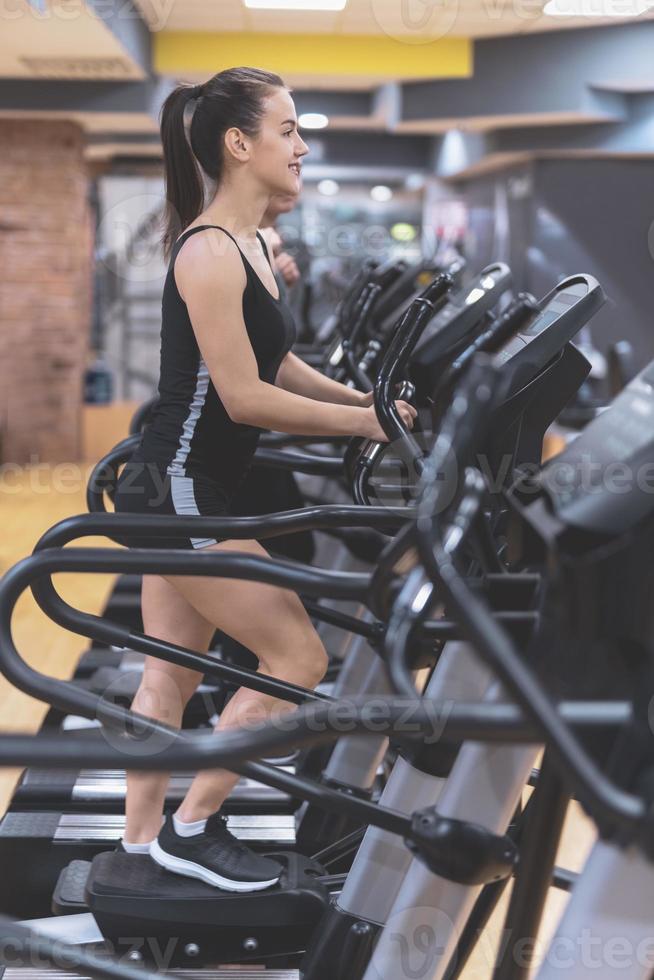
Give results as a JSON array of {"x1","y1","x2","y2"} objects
[{"x1": 113, "y1": 67, "x2": 416, "y2": 893}]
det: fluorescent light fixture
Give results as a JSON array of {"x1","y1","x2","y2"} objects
[
  {"x1": 244, "y1": 0, "x2": 347, "y2": 9},
  {"x1": 544, "y1": 0, "x2": 650, "y2": 13},
  {"x1": 318, "y1": 179, "x2": 340, "y2": 196},
  {"x1": 299, "y1": 113, "x2": 329, "y2": 130},
  {"x1": 370, "y1": 185, "x2": 393, "y2": 203}
]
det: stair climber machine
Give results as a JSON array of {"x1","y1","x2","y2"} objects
[
  {"x1": 0, "y1": 273, "x2": 456, "y2": 919},
  {"x1": 0, "y1": 262, "x2": 521, "y2": 918},
  {"x1": 0, "y1": 313, "x2": 649, "y2": 979},
  {"x1": 0, "y1": 271, "x2": 613, "y2": 975}
]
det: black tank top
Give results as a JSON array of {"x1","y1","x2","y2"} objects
[{"x1": 136, "y1": 224, "x2": 296, "y2": 493}]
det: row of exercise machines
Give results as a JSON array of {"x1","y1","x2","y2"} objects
[{"x1": 0, "y1": 254, "x2": 652, "y2": 979}]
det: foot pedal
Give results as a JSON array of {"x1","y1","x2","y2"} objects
[
  {"x1": 87, "y1": 850, "x2": 328, "y2": 965},
  {"x1": 52, "y1": 860, "x2": 92, "y2": 914}
]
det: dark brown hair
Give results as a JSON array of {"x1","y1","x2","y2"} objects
[{"x1": 159, "y1": 66, "x2": 285, "y2": 258}]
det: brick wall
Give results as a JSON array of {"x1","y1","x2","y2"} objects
[{"x1": 0, "y1": 120, "x2": 93, "y2": 464}]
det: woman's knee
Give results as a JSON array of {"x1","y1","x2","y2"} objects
[
  {"x1": 134, "y1": 665, "x2": 202, "y2": 723},
  {"x1": 264, "y1": 630, "x2": 328, "y2": 689}
]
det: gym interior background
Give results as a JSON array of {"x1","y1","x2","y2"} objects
[{"x1": 1, "y1": 0, "x2": 654, "y2": 974}]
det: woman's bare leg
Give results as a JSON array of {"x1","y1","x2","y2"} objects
[
  {"x1": 124, "y1": 539, "x2": 327, "y2": 837},
  {"x1": 124, "y1": 577, "x2": 215, "y2": 843},
  {"x1": 166, "y1": 539, "x2": 328, "y2": 822}
]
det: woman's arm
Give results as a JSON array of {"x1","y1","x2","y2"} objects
[
  {"x1": 276, "y1": 352, "x2": 372, "y2": 407},
  {"x1": 175, "y1": 231, "x2": 401, "y2": 440}
]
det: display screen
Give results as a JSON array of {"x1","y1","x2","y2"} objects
[{"x1": 521, "y1": 309, "x2": 559, "y2": 337}]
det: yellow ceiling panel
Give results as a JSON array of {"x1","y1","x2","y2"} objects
[{"x1": 155, "y1": 29, "x2": 472, "y2": 82}]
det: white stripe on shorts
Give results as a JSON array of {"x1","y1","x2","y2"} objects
[{"x1": 169, "y1": 474, "x2": 218, "y2": 550}]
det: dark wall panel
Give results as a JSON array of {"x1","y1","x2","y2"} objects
[
  {"x1": 530, "y1": 158, "x2": 654, "y2": 365},
  {"x1": 461, "y1": 158, "x2": 654, "y2": 366}
]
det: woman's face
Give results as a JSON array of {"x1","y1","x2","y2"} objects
[{"x1": 251, "y1": 87, "x2": 309, "y2": 196}]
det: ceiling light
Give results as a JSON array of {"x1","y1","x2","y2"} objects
[
  {"x1": 544, "y1": 0, "x2": 650, "y2": 13},
  {"x1": 298, "y1": 113, "x2": 329, "y2": 130},
  {"x1": 370, "y1": 185, "x2": 393, "y2": 203},
  {"x1": 244, "y1": 0, "x2": 347, "y2": 9},
  {"x1": 318, "y1": 179, "x2": 340, "y2": 196}
]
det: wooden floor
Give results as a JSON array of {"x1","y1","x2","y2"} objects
[
  {"x1": 0, "y1": 446, "x2": 597, "y2": 977},
  {"x1": 0, "y1": 460, "x2": 116, "y2": 813}
]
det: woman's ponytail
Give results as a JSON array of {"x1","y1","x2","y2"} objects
[
  {"x1": 159, "y1": 68, "x2": 285, "y2": 260},
  {"x1": 160, "y1": 86, "x2": 205, "y2": 259}
]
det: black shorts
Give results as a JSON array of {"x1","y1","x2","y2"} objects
[{"x1": 113, "y1": 461, "x2": 230, "y2": 549}]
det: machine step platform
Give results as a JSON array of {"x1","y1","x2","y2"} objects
[
  {"x1": 0, "y1": 812, "x2": 296, "y2": 919},
  {"x1": 86, "y1": 850, "x2": 328, "y2": 965}
]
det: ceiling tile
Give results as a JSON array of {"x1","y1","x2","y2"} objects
[{"x1": 133, "y1": 0, "x2": 654, "y2": 45}]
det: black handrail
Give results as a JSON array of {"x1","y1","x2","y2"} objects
[
  {"x1": 30, "y1": 508, "x2": 411, "y2": 705},
  {"x1": 86, "y1": 434, "x2": 139, "y2": 512},
  {"x1": 346, "y1": 282, "x2": 382, "y2": 356},
  {"x1": 2, "y1": 546, "x2": 367, "y2": 730},
  {"x1": 0, "y1": 701, "x2": 631, "y2": 771},
  {"x1": 0, "y1": 542, "x2": 637, "y2": 836},
  {"x1": 374, "y1": 274, "x2": 452, "y2": 466},
  {"x1": 36, "y1": 505, "x2": 412, "y2": 552}
]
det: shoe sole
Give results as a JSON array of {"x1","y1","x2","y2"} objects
[{"x1": 149, "y1": 839, "x2": 281, "y2": 893}]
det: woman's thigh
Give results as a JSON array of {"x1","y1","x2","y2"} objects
[{"x1": 163, "y1": 539, "x2": 325, "y2": 678}]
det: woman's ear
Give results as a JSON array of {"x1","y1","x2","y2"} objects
[{"x1": 224, "y1": 128, "x2": 250, "y2": 163}]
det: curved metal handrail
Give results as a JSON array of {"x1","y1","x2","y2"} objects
[{"x1": 28, "y1": 508, "x2": 414, "y2": 715}]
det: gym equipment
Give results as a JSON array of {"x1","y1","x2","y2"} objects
[
  {"x1": 302, "y1": 274, "x2": 606, "y2": 977},
  {"x1": 4, "y1": 338, "x2": 653, "y2": 980},
  {"x1": 0, "y1": 272, "x2": 604, "y2": 960}
]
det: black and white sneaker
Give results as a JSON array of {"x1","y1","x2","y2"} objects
[{"x1": 150, "y1": 813, "x2": 283, "y2": 892}]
